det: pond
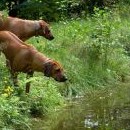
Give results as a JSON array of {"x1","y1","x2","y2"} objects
[{"x1": 31, "y1": 81, "x2": 130, "y2": 130}]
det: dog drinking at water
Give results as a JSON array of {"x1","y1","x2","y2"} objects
[{"x1": 0, "y1": 31, "x2": 67, "y2": 93}]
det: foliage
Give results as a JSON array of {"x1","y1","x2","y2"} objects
[
  {"x1": 19, "y1": 76, "x2": 64, "y2": 116},
  {"x1": 0, "y1": 95, "x2": 30, "y2": 130},
  {"x1": 0, "y1": 0, "x2": 120, "y2": 21},
  {"x1": 1, "y1": 4, "x2": 130, "y2": 129}
]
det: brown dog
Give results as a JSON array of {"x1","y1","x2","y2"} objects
[
  {"x1": 0, "y1": 15, "x2": 54, "y2": 41},
  {"x1": 0, "y1": 31, "x2": 67, "y2": 93}
]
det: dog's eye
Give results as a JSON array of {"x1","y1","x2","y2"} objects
[
  {"x1": 47, "y1": 30, "x2": 50, "y2": 34},
  {"x1": 55, "y1": 69, "x2": 60, "y2": 72}
]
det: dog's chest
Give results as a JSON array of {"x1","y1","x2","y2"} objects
[{"x1": 12, "y1": 61, "x2": 32, "y2": 73}]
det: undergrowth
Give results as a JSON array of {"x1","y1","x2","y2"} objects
[{"x1": 0, "y1": 5, "x2": 130, "y2": 129}]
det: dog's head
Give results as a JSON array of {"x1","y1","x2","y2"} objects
[
  {"x1": 44, "y1": 60, "x2": 67, "y2": 82},
  {"x1": 38, "y1": 20, "x2": 54, "y2": 40}
]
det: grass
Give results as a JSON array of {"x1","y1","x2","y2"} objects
[{"x1": 1, "y1": 4, "x2": 130, "y2": 129}]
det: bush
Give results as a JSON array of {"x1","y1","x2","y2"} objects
[
  {"x1": 20, "y1": 77, "x2": 65, "y2": 116},
  {"x1": 0, "y1": 95, "x2": 30, "y2": 130},
  {"x1": 0, "y1": 0, "x2": 120, "y2": 21}
]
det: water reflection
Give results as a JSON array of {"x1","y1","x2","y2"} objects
[
  {"x1": 82, "y1": 105, "x2": 130, "y2": 130},
  {"x1": 84, "y1": 114, "x2": 98, "y2": 129},
  {"x1": 32, "y1": 84, "x2": 130, "y2": 130}
]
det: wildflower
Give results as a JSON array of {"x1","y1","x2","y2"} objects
[
  {"x1": 1, "y1": 93, "x2": 8, "y2": 98},
  {"x1": 3, "y1": 86, "x2": 14, "y2": 96}
]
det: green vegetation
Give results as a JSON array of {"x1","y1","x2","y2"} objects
[
  {"x1": 1, "y1": 2, "x2": 130, "y2": 129},
  {"x1": 0, "y1": 0, "x2": 119, "y2": 21}
]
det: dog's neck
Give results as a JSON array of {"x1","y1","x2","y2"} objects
[
  {"x1": 19, "y1": 20, "x2": 40, "y2": 41},
  {"x1": 34, "y1": 21, "x2": 41, "y2": 36},
  {"x1": 32, "y1": 51, "x2": 51, "y2": 72}
]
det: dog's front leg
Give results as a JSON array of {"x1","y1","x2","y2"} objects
[{"x1": 26, "y1": 71, "x2": 34, "y2": 93}]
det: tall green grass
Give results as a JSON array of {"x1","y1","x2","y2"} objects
[
  {"x1": 0, "y1": 5, "x2": 130, "y2": 129},
  {"x1": 33, "y1": 7, "x2": 130, "y2": 94}
]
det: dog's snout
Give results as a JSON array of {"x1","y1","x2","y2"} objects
[
  {"x1": 63, "y1": 76, "x2": 68, "y2": 81},
  {"x1": 54, "y1": 75, "x2": 67, "y2": 82},
  {"x1": 60, "y1": 75, "x2": 68, "y2": 82},
  {"x1": 49, "y1": 36, "x2": 54, "y2": 40}
]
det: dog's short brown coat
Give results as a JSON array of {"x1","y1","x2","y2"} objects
[
  {"x1": 0, "y1": 15, "x2": 54, "y2": 41},
  {"x1": 0, "y1": 31, "x2": 67, "y2": 93}
]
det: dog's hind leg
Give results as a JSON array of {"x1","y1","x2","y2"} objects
[
  {"x1": 6, "y1": 61, "x2": 18, "y2": 87},
  {"x1": 11, "y1": 72, "x2": 23, "y2": 95},
  {"x1": 11, "y1": 72, "x2": 19, "y2": 87}
]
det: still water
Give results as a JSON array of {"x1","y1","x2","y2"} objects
[{"x1": 32, "y1": 82, "x2": 130, "y2": 130}]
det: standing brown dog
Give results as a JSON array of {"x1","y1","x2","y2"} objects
[
  {"x1": 0, "y1": 31, "x2": 67, "y2": 93},
  {"x1": 0, "y1": 15, "x2": 54, "y2": 41}
]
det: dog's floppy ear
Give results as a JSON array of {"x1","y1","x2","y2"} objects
[
  {"x1": 39, "y1": 20, "x2": 49, "y2": 34},
  {"x1": 44, "y1": 62, "x2": 53, "y2": 77}
]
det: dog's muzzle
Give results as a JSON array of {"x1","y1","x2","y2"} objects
[
  {"x1": 48, "y1": 36, "x2": 54, "y2": 40},
  {"x1": 55, "y1": 75, "x2": 68, "y2": 82}
]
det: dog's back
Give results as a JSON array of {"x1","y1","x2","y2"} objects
[
  {"x1": 0, "y1": 17, "x2": 35, "y2": 38},
  {"x1": 0, "y1": 31, "x2": 44, "y2": 72},
  {"x1": 0, "y1": 31, "x2": 33, "y2": 65}
]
